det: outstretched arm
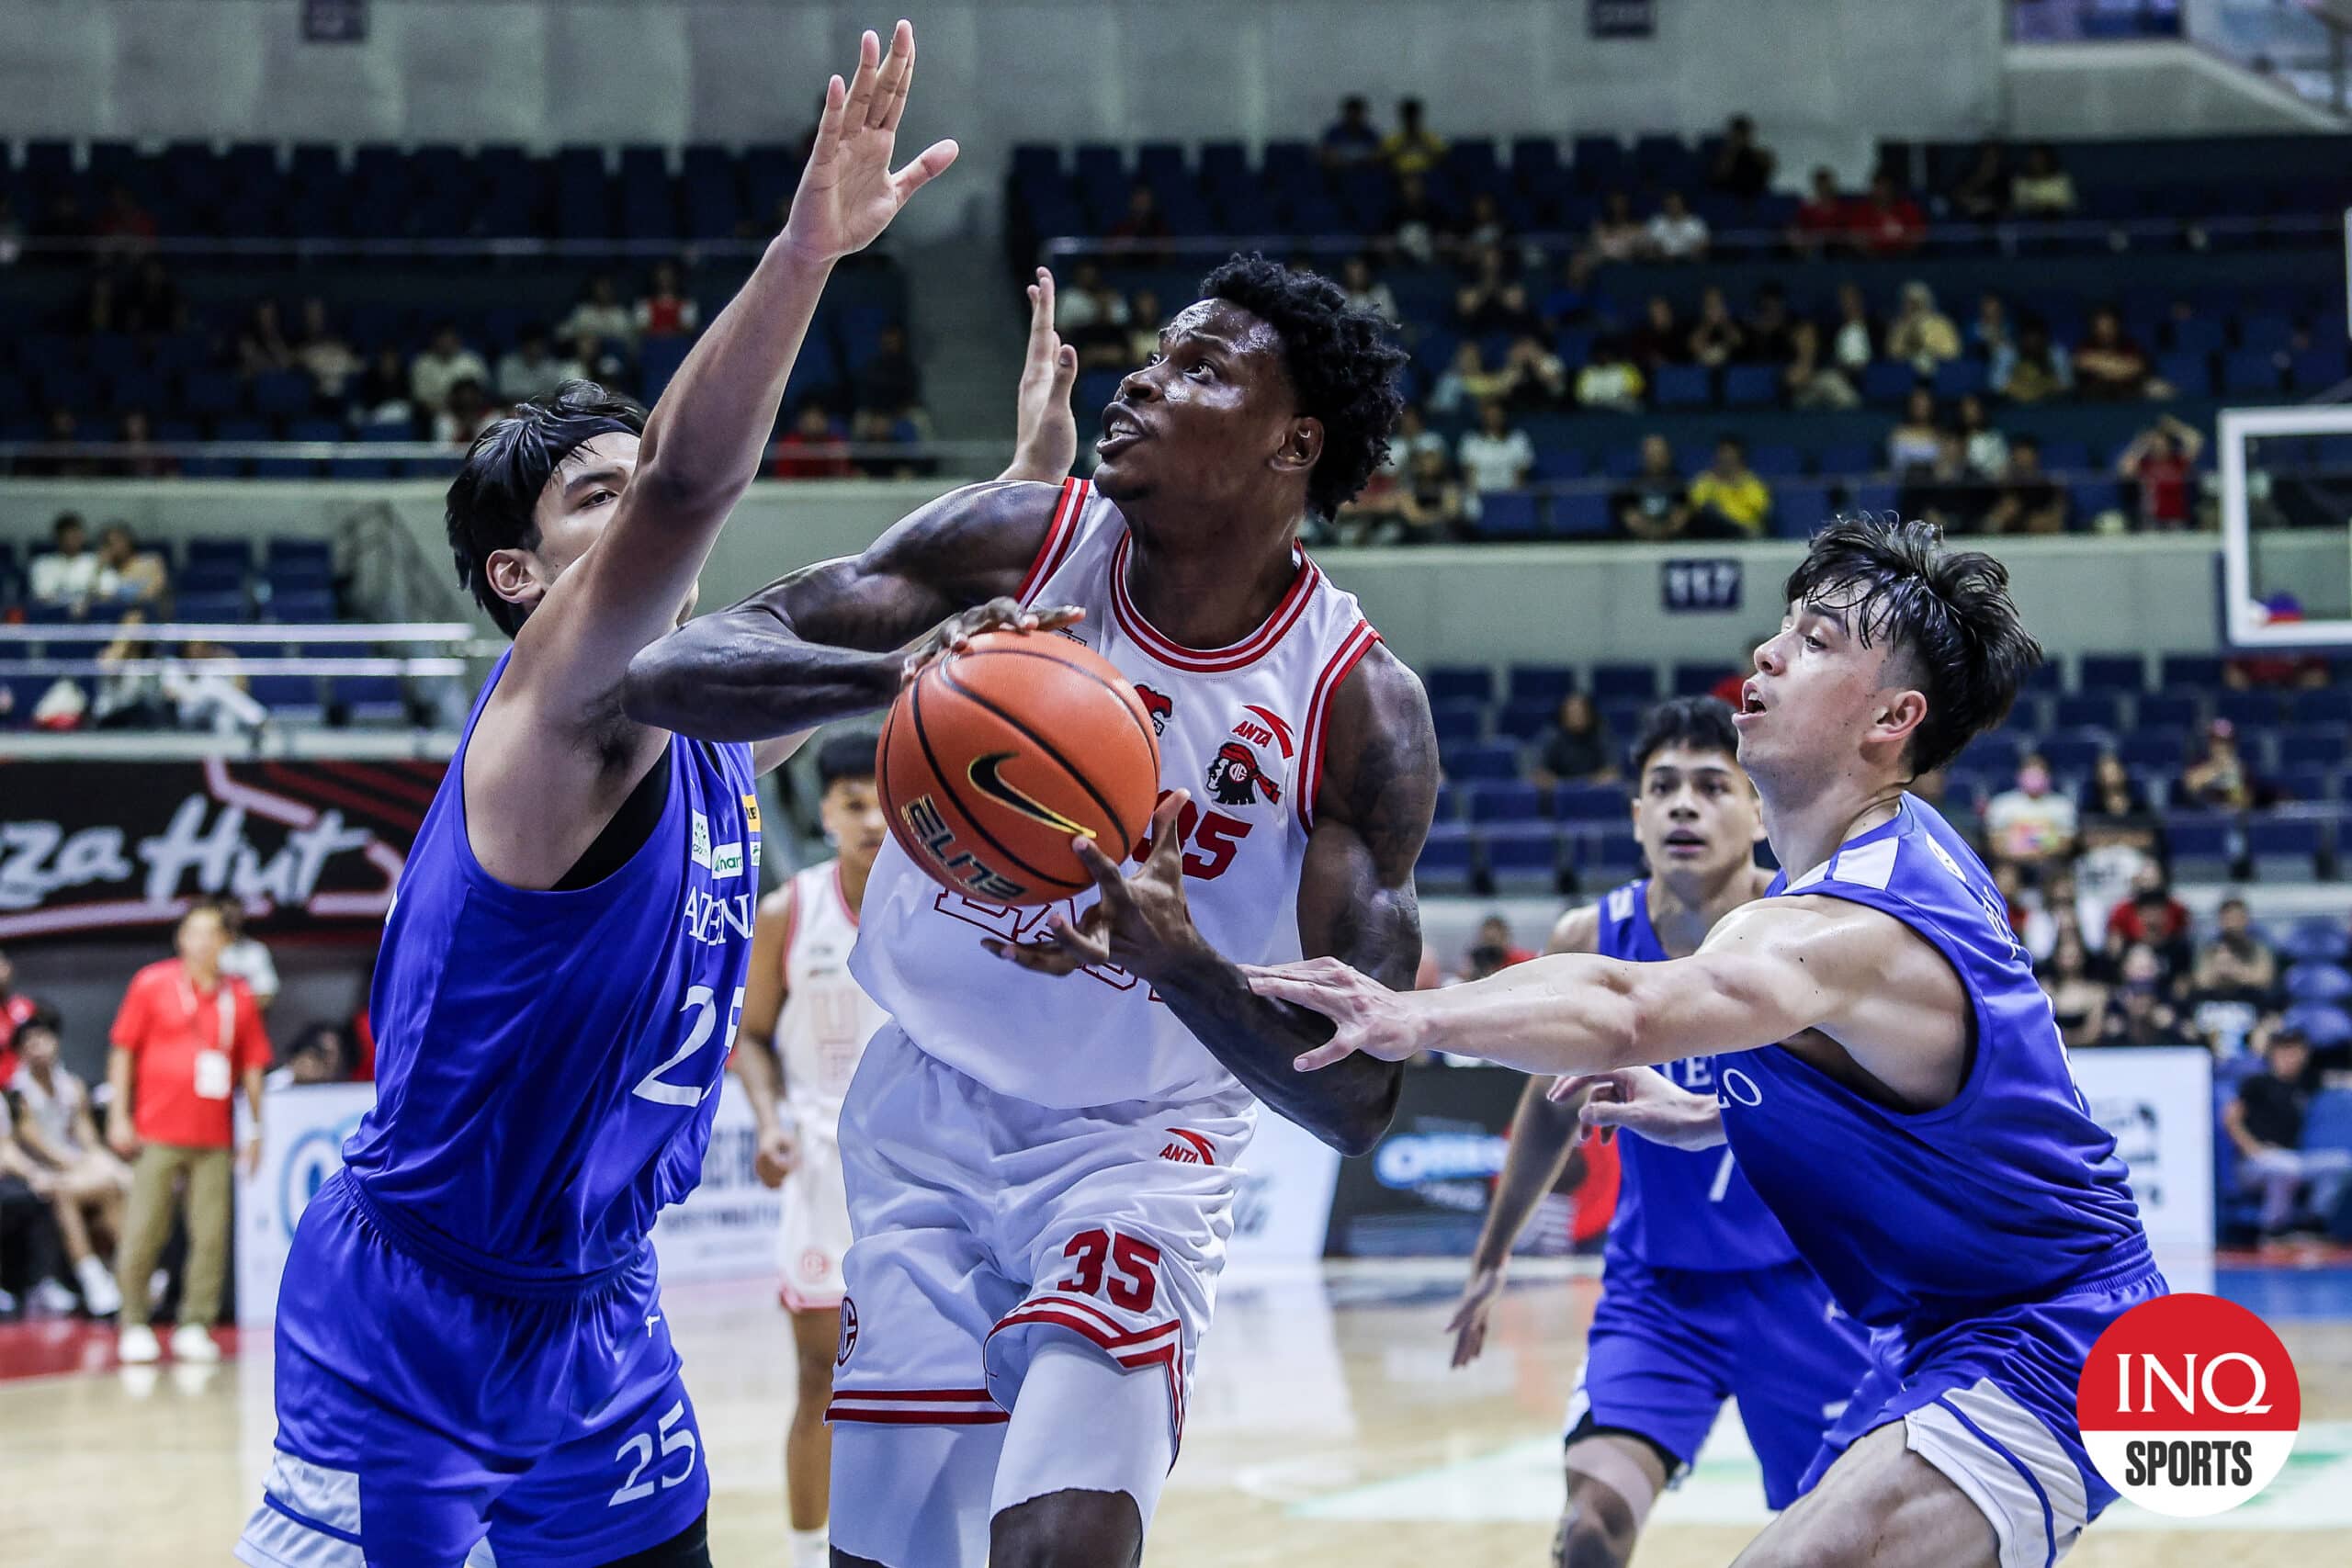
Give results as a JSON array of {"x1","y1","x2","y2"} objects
[{"x1": 1251, "y1": 893, "x2": 1971, "y2": 1111}]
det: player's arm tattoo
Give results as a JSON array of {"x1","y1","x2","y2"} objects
[
  {"x1": 1148, "y1": 648, "x2": 1437, "y2": 1155},
  {"x1": 619, "y1": 479, "x2": 1059, "y2": 740}
]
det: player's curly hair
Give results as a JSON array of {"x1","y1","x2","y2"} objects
[
  {"x1": 446, "y1": 380, "x2": 647, "y2": 637},
  {"x1": 1200, "y1": 254, "x2": 1408, "y2": 522},
  {"x1": 1783, "y1": 513, "x2": 2044, "y2": 776}
]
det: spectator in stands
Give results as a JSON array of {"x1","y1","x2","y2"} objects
[
  {"x1": 1995, "y1": 317, "x2": 2071, "y2": 402},
  {"x1": 1586, "y1": 190, "x2": 1649, "y2": 265},
  {"x1": 1454, "y1": 246, "x2": 1536, "y2": 337},
  {"x1": 1456, "y1": 400, "x2": 1534, "y2": 495},
  {"x1": 1969, "y1": 291, "x2": 2012, "y2": 363},
  {"x1": 266, "y1": 1022, "x2": 355, "y2": 1090},
  {"x1": 634, "y1": 261, "x2": 700, "y2": 341},
  {"x1": 2038, "y1": 931, "x2": 2109, "y2": 1050},
  {"x1": 1686, "y1": 286, "x2": 1745, "y2": 369},
  {"x1": 167, "y1": 640, "x2": 266, "y2": 734},
  {"x1": 2106, "y1": 864, "x2": 2195, "y2": 979},
  {"x1": 1707, "y1": 114, "x2": 1777, "y2": 201},
  {"x1": 1828, "y1": 282, "x2": 1876, "y2": 375},
  {"x1": 295, "y1": 298, "x2": 360, "y2": 403},
  {"x1": 1340, "y1": 254, "x2": 1399, "y2": 325},
  {"x1": 1789, "y1": 166, "x2": 1850, "y2": 254},
  {"x1": 1320, "y1": 95, "x2": 1383, "y2": 169},
  {"x1": 1387, "y1": 172, "x2": 1443, "y2": 265},
  {"x1": 1613, "y1": 434, "x2": 1691, "y2": 539},
  {"x1": 1539, "y1": 250, "x2": 1603, "y2": 330},
  {"x1": 1954, "y1": 393, "x2": 2007, "y2": 478},
  {"x1": 2223, "y1": 620, "x2": 2329, "y2": 692},
  {"x1": 21, "y1": 407, "x2": 98, "y2": 480},
  {"x1": 1429, "y1": 340, "x2": 1510, "y2": 415},
  {"x1": 118, "y1": 256, "x2": 185, "y2": 339},
  {"x1": 29, "y1": 513, "x2": 100, "y2": 611},
  {"x1": 1646, "y1": 190, "x2": 1710, "y2": 262},
  {"x1": 1686, "y1": 435, "x2": 1771, "y2": 538},
  {"x1": 1460, "y1": 914, "x2": 1538, "y2": 982},
  {"x1": 235, "y1": 299, "x2": 296, "y2": 378},
  {"x1": 409, "y1": 322, "x2": 491, "y2": 416},
  {"x1": 1393, "y1": 446, "x2": 1470, "y2": 545},
  {"x1": 1985, "y1": 751, "x2": 2078, "y2": 874},
  {"x1": 855, "y1": 322, "x2": 926, "y2": 423},
  {"x1": 1574, "y1": 339, "x2": 1646, "y2": 414},
  {"x1": 1629, "y1": 295, "x2": 1686, "y2": 376},
  {"x1": 2182, "y1": 716, "x2": 2260, "y2": 810},
  {"x1": 1886, "y1": 387, "x2": 1944, "y2": 472},
  {"x1": 8, "y1": 1007, "x2": 127, "y2": 1316},
  {"x1": 495, "y1": 327, "x2": 568, "y2": 405},
  {"x1": 2074, "y1": 307, "x2": 2154, "y2": 401},
  {"x1": 2117, "y1": 413, "x2": 2203, "y2": 529},
  {"x1": 1783, "y1": 319, "x2": 1860, "y2": 410},
  {"x1": 107, "y1": 408, "x2": 175, "y2": 481},
  {"x1": 1997, "y1": 859, "x2": 2065, "y2": 963},
  {"x1": 2100, "y1": 942, "x2": 2183, "y2": 1045},
  {"x1": 1742, "y1": 283, "x2": 1794, "y2": 365},
  {"x1": 1458, "y1": 192, "x2": 1513, "y2": 255},
  {"x1": 559, "y1": 330, "x2": 627, "y2": 389},
  {"x1": 1380, "y1": 96, "x2": 1448, "y2": 180},
  {"x1": 1947, "y1": 137, "x2": 2011, "y2": 221},
  {"x1": 1885, "y1": 281, "x2": 1961, "y2": 373},
  {"x1": 92, "y1": 612, "x2": 168, "y2": 728},
  {"x1": 1532, "y1": 693, "x2": 1615, "y2": 787},
  {"x1": 1852, "y1": 172, "x2": 1926, "y2": 256},
  {"x1": 94, "y1": 523, "x2": 167, "y2": 610},
  {"x1": 770, "y1": 401, "x2": 854, "y2": 480},
  {"x1": 2084, "y1": 750, "x2": 2150, "y2": 826},
  {"x1": 434, "y1": 378, "x2": 503, "y2": 447},
  {"x1": 107, "y1": 902, "x2": 271, "y2": 1363},
  {"x1": 1108, "y1": 183, "x2": 1170, "y2": 259},
  {"x1": 0, "y1": 949, "x2": 40, "y2": 1087},
  {"x1": 1389, "y1": 400, "x2": 1447, "y2": 471},
  {"x1": 560, "y1": 274, "x2": 635, "y2": 348},
  {"x1": 2193, "y1": 896, "x2": 2278, "y2": 1003},
  {"x1": 2225, "y1": 1024, "x2": 2351, "y2": 1242},
  {"x1": 1124, "y1": 289, "x2": 1163, "y2": 370},
  {"x1": 2010, "y1": 143, "x2": 2078, "y2": 218},
  {"x1": 850, "y1": 408, "x2": 918, "y2": 479},
  {"x1": 351, "y1": 345, "x2": 421, "y2": 430},
  {"x1": 1057, "y1": 261, "x2": 1132, "y2": 370}
]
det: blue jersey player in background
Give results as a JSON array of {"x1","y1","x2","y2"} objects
[
  {"x1": 1254, "y1": 516, "x2": 2165, "y2": 1568},
  {"x1": 1449, "y1": 697, "x2": 1871, "y2": 1567},
  {"x1": 234, "y1": 24, "x2": 969, "y2": 1568}
]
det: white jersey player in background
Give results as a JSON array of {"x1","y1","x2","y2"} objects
[{"x1": 622, "y1": 256, "x2": 1438, "y2": 1568}]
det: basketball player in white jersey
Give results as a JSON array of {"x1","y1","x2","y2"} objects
[{"x1": 622, "y1": 255, "x2": 1438, "y2": 1567}]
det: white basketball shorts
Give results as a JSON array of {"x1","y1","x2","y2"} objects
[{"x1": 777, "y1": 1109, "x2": 852, "y2": 1313}]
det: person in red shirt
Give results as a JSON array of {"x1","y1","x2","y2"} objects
[
  {"x1": 2116, "y1": 414, "x2": 2204, "y2": 531},
  {"x1": 770, "y1": 400, "x2": 856, "y2": 479},
  {"x1": 2103, "y1": 865, "x2": 2194, "y2": 982},
  {"x1": 632, "y1": 259, "x2": 701, "y2": 340},
  {"x1": 0, "y1": 947, "x2": 40, "y2": 1089},
  {"x1": 1788, "y1": 165, "x2": 1852, "y2": 255},
  {"x1": 106, "y1": 903, "x2": 271, "y2": 1364},
  {"x1": 1851, "y1": 172, "x2": 1926, "y2": 256}
]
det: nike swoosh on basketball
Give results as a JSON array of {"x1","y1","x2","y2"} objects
[{"x1": 967, "y1": 752, "x2": 1094, "y2": 838}]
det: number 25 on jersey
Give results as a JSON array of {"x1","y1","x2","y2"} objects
[{"x1": 632, "y1": 985, "x2": 745, "y2": 1107}]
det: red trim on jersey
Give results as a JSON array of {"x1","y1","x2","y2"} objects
[
  {"x1": 1014, "y1": 478, "x2": 1090, "y2": 606},
  {"x1": 825, "y1": 1407, "x2": 1012, "y2": 1426},
  {"x1": 1164, "y1": 1128, "x2": 1216, "y2": 1165},
  {"x1": 831, "y1": 1386, "x2": 998, "y2": 1401},
  {"x1": 831, "y1": 860, "x2": 859, "y2": 929},
  {"x1": 1108, "y1": 532, "x2": 1319, "y2": 673},
  {"x1": 989, "y1": 1299, "x2": 1188, "y2": 1446},
  {"x1": 826, "y1": 1385, "x2": 1009, "y2": 1425},
  {"x1": 1295, "y1": 619, "x2": 1382, "y2": 833}
]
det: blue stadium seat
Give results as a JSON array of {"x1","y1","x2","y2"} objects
[
  {"x1": 1581, "y1": 830, "x2": 1645, "y2": 879},
  {"x1": 1673, "y1": 662, "x2": 1736, "y2": 697},
  {"x1": 2285, "y1": 961, "x2": 2352, "y2": 1003},
  {"x1": 2052, "y1": 694, "x2": 2121, "y2": 731},
  {"x1": 2217, "y1": 691, "x2": 2282, "y2": 729},
  {"x1": 2139, "y1": 693, "x2": 2203, "y2": 730},
  {"x1": 2157, "y1": 654, "x2": 2223, "y2": 692},
  {"x1": 1429, "y1": 666, "x2": 1495, "y2": 705},
  {"x1": 2279, "y1": 728, "x2": 2349, "y2": 769},
  {"x1": 2041, "y1": 735, "x2": 2106, "y2": 774},
  {"x1": 2303, "y1": 1089, "x2": 2352, "y2": 1156},
  {"x1": 1860, "y1": 362, "x2": 1917, "y2": 405},
  {"x1": 1496, "y1": 698, "x2": 1556, "y2": 740},
  {"x1": 1474, "y1": 491, "x2": 1542, "y2": 540},
  {"x1": 1589, "y1": 663, "x2": 1657, "y2": 701},
  {"x1": 2222, "y1": 351, "x2": 2281, "y2": 397},
  {"x1": 1430, "y1": 783, "x2": 1458, "y2": 824},
  {"x1": 1723, "y1": 365, "x2": 1778, "y2": 408},
  {"x1": 2289, "y1": 689, "x2": 2352, "y2": 725},
  {"x1": 1553, "y1": 783, "x2": 1627, "y2": 822},
  {"x1": 2077, "y1": 652, "x2": 2146, "y2": 693},
  {"x1": 332, "y1": 674, "x2": 411, "y2": 725},
  {"x1": 2118, "y1": 729, "x2": 2188, "y2": 772},
  {"x1": 2284, "y1": 1004, "x2": 2352, "y2": 1052},
  {"x1": 1550, "y1": 491, "x2": 1611, "y2": 537},
  {"x1": 2156, "y1": 350, "x2": 2213, "y2": 398},
  {"x1": 1483, "y1": 826, "x2": 1562, "y2": 890},
  {"x1": 2248, "y1": 818, "x2": 2325, "y2": 883},
  {"x1": 1466, "y1": 782, "x2": 1546, "y2": 825},
  {"x1": 1509, "y1": 664, "x2": 1575, "y2": 703},
  {"x1": 2280, "y1": 917, "x2": 2352, "y2": 965},
  {"x1": 1653, "y1": 365, "x2": 1712, "y2": 409},
  {"x1": 1442, "y1": 741, "x2": 1519, "y2": 783},
  {"x1": 2162, "y1": 813, "x2": 2234, "y2": 880},
  {"x1": 1416, "y1": 825, "x2": 1476, "y2": 892},
  {"x1": 1431, "y1": 704, "x2": 1484, "y2": 747}
]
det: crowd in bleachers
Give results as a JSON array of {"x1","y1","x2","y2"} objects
[{"x1": 1023, "y1": 105, "x2": 2352, "y2": 542}]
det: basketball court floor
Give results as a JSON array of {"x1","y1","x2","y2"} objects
[{"x1": 3, "y1": 1255, "x2": 2346, "y2": 1565}]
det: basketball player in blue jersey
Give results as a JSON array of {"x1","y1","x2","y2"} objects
[
  {"x1": 1252, "y1": 516, "x2": 2165, "y2": 1568},
  {"x1": 1451, "y1": 697, "x2": 1872, "y2": 1567},
  {"x1": 233, "y1": 24, "x2": 971, "y2": 1568}
]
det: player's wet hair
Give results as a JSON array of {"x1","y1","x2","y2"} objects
[
  {"x1": 1198, "y1": 254, "x2": 1408, "y2": 521},
  {"x1": 446, "y1": 380, "x2": 646, "y2": 637},
  {"x1": 1783, "y1": 513, "x2": 2043, "y2": 776},
  {"x1": 816, "y1": 731, "x2": 879, "y2": 790},
  {"x1": 1629, "y1": 696, "x2": 1743, "y2": 779}
]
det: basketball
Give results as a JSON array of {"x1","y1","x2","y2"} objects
[{"x1": 878, "y1": 630, "x2": 1161, "y2": 907}]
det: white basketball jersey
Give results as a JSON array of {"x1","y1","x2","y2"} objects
[
  {"x1": 853, "y1": 477, "x2": 1383, "y2": 1109},
  {"x1": 775, "y1": 859, "x2": 888, "y2": 1127}
]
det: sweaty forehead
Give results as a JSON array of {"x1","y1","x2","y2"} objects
[{"x1": 1165, "y1": 299, "x2": 1284, "y2": 361}]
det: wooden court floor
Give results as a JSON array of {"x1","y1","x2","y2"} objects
[{"x1": 3, "y1": 1258, "x2": 2347, "y2": 1565}]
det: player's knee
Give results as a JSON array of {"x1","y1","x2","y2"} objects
[
  {"x1": 1553, "y1": 1474, "x2": 1641, "y2": 1568},
  {"x1": 989, "y1": 1487, "x2": 1144, "y2": 1568}
]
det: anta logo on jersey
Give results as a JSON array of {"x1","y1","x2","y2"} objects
[{"x1": 1136, "y1": 684, "x2": 1173, "y2": 735}]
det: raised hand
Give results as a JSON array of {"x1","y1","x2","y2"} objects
[
  {"x1": 780, "y1": 21, "x2": 959, "y2": 265},
  {"x1": 1004, "y1": 267, "x2": 1081, "y2": 482},
  {"x1": 1447, "y1": 1263, "x2": 1505, "y2": 1369},
  {"x1": 899, "y1": 599, "x2": 1084, "y2": 688},
  {"x1": 1242, "y1": 953, "x2": 1431, "y2": 1069},
  {"x1": 1549, "y1": 1066, "x2": 1725, "y2": 1150}
]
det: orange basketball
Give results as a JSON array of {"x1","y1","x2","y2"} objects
[{"x1": 877, "y1": 630, "x2": 1162, "y2": 908}]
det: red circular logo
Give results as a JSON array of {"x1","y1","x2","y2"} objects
[{"x1": 2076, "y1": 1293, "x2": 2300, "y2": 1517}]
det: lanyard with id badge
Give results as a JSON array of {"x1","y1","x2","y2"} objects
[{"x1": 182, "y1": 975, "x2": 237, "y2": 1100}]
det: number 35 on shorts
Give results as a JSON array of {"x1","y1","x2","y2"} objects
[{"x1": 1057, "y1": 1228, "x2": 1161, "y2": 1313}]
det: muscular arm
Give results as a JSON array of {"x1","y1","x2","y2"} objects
[
  {"x1": 1143, "y1": 646, "x2": 1438, "y2": 1156},
  {"x1": 621, "y1": 479, "x2": 1060, "y2": 741},
  {"x1": 1464, "y1": 908, "x2": 1598, "y2": 1273}
]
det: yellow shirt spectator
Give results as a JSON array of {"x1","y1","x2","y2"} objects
[
  {"x1": 1687, "y1": 463, "x2": 1771, "y2": 536},
  {"x1": 1381, "y1": 102, "x2": 1448, "y2": 179}
]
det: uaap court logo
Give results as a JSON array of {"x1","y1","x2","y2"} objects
[{"x1": 2077, "y1": 1292, "x2": 2301, "y2": 1516}]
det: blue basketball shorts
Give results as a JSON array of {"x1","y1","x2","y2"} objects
[
  {"x1": 233, "y1": 1174, "x2": 707, "y2": 1568},
  {"x1": 1566, "y1": 1252, "x2": 1876, "y2": 1509}
]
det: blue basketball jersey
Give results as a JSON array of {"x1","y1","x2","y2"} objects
[
  {"x1": 340, "y1": 650, "x2": 762, "y2": 1286},
  {"x1": 1721, "y1": 795, "x2": 2152, "y2": 1330},
  {"x1": 1591, "y1": 879, "x2": 1799, "y2": 1273}
]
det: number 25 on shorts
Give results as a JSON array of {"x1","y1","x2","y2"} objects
[{"x1": 1057, "y1": 1228, "x2": 1161, "y2": 1312}]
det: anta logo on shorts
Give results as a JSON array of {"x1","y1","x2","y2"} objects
[{"x1": 1206, "y1": 705, "x2": 1294, "y2": 808}]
